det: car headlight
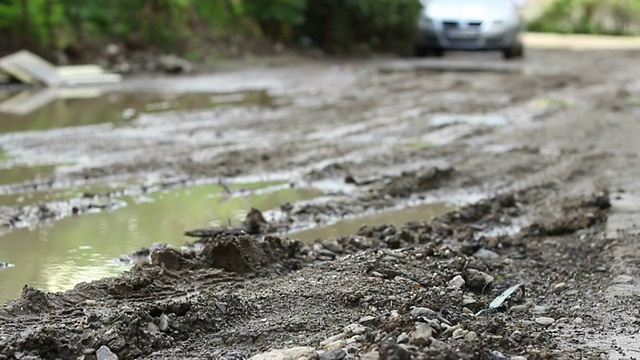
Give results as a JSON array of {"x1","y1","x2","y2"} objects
[{"x1": 490, "y1": 20, "x2": 508, "y2": 33}]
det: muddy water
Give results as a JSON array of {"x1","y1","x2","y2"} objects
[
  {"x1": 0, "y1": 183, "x2": 320, "y2": 303},
  {"x1": 0, "y1": 165, "x2": 55, "y2": 186},
  {"x1": 291, "y1": 203, "x2": 453, "y2": 243},
  {"x1": 0, "y1": 88, "x2": 274, "y2": 133}
]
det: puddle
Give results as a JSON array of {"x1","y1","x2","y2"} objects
[
  {"x1": 0, "y1": 165, "x2": 56, "y2": 186},
  {"x1": 290, "y1": 202, "x2": 453, "y2": 243},
  {"x1": 430, "y1": 114, "x2": 507, "y2": 127},
  {"x1": 0, "y1": 183, "x2": 320, "y2": 303},
  {"x1": 0, "y1": 88, "x2": 275, "y2": 134}
]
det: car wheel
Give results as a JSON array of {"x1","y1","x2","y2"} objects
[
  {"x1": 415, "y1": 45, "x2": 428, "y2": 57},
  {"x1": 433, "y1": 48, "x2": 445, "y2": 57},
  {"x1": 503, "y1": 41, "x2": 524, "y2": 60}
]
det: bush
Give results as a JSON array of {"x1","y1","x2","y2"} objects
[
  {"x1": 528, "y1": 0, "x2": 640, "y2": 35},
  {"x1": 298, "y1": 0, "x2": 422, "y2": 54}
]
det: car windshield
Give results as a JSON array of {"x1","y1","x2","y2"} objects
[{"x1": 426, "y1": 0, "x2": 513, "y2": 6}]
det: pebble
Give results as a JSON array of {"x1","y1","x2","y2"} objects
[
  {"x1": 397, "y1": 332, "x2": 409, "y2": 343},
  {"x1": 320, "y1": 333, "x2": 347, "y2": 347},
  {"x1": 344, "y1": 323, "x2": 367, "y2": 335},
  {"x1": 410, "y1": 323, "x2": 433, "y2": 346},
  {"x1": 322, "y1": 241, "x2": 343, "y2": 254},
  {"x1": 511, "y1": 357, "x2": 527, "y2": 360},
  {"x1": 448, "y1": 275, "x2": 465, "y2": 289},
  {"x1": 249, "y1": 347, "x2": 318, "y2": 360},
  {"x1": 319, "y1": 349, "x2": 346, "y2": 360},
  {"x1": 574, "y1": 317, "x2": 584, "y2": 324},
  {"x1": 346, "y1": 335, "x2": 363, "y2": 345},
  {"x1": 464, "y1": 331, "x2": 478, "y2": 342},
  {"x1": 318, "y1": 249, "x2": 337, "y2": 259},
  {"x1": 324, "y1": 340, "x2": 346, "y2": 351},
  {"x1": 358, "y1": 316, "x2": 376, "y2": 324},
  {"x1": 532, "y1": 305, "x2": 547, "y2": 314},
  {"x1": 554, "y1": 282, "x2": 569, "y2": 292},
  {"x1": 443, "y1": 324, "x2": 461, "y2": 337},
  {"x1": 491, "y1": 351, "x2": 508, "y2": 360},
  {"x1": 147, "y1": 322, "x2": 159, "y2": 333},
  {"x1": 452, "y1": 328, "x2": 466, "y2": 340},
  {"x1": 85, "y1": 299, "x2": 97, "y2": 306},
  {"x1": 509, "y1": 305, "x2": 529, "y2": 313},
  {"x1": 158, "y1": 314, "x2": 170, "y2": 332},
  {"x1": 360, "y1": 352, "x2": 380, "y2": 360},
  {"x1": 96, "y1": 345, "x2": 118, "y2": 360},
  {"x1": 535, "y1": 317, "x2": 555, "y2": 325},
  {"x1": 410, "y1": 306, "x2": 438, "y2": 318},
  {"x1": 473, "y1": 248, "x2": 499, "y2": 260}
]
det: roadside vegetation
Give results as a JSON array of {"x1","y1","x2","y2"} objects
[
  {"x1": 528, "y1": 0, "x2": 640, "y2": 35},
  {"x1": 0, "y1": 0, "x2": 421, "y2": 62}
]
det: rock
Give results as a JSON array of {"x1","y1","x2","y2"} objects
[
  {"x1": 324, "y1": 340, "x2": 346, "y2": 351},
  {"x1": 320, "y1": 333, "x2": 347, "y2": 348},
  {"x1": 473, "y1": 248, "x2": 499, "y2": 260},
  {"x1": 443, "y1": 324, "x2": 461, "y2": 337},
  {"x1": 452, "y1": 328, "x2": 466, "y2": 339},
  {"x1": 535, "y1": 316, "x2": 555, "y2": 325},
  {"x1": 319, "y1": 349, "x2": 347, "y2": 360},
  {"x1": 397, "y1": 332, "x2": 409, "y2": 343},
  {"x1": 554, "y1": 282, "x2": 569, "y2": 292},
  {"x1": 96, "y1": 345, "x2": 118, "y2": 360},
  {"x1": 410, "y1": 306, "x2": 438, "y2": 318},
  {"x1": 574, "y1": 317, "x2": 584, "y2": 324},
  {"x1": 158, "y1": 314, "x2": 170, "y2": 332},
  {"x1": 359, "y1": 315, "x2": 376, "y2": 324},
  {"x1": 511, "y1": 357, "x2": 527, "y2": 360},
  {"x1": 147, "y1": 322, "x2": 159, "y2": 333},
  {"x1": 344, "y1": 323, "x2": 367, "y2": 335},
  {"x1": 158, "y1": 55, "x2": 193, "y2": 74},
  {"x1": 532, "y1": 305, "x2": 547, "y2": 314},
  {"x1": 322, "y1": 241, "x2": 344, "y2": 254},
  {"x1": 464, "y1": 331, "x2": 478, "y2": 342},
  {"x1": 447, "y1": 275, "x2": 465, "y2": 289},
  {"x1": 509, "y1": 305, "x2": 529, "y2": 313},
  {"x1": 463, "y1": 269, "x2": 494, "y2": 292},
  {"x1": 410, "y1": 323, "x2": 433, "y2": 346},
  {"x1": 379, "y1": 343, "x2": 412, "y2": 360},
  {"x1": 361, "y1": 352, "x2": 380, "y2": 360},
  {"x1": 250, "y1": 347, "x2": 318, "y2": 360},
  {"x1": 491, "y1": 351, "x2": 508, "y2": 360}
]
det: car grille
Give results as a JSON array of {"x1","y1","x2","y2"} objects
[
  {"x1": 442, "y1": 20, "x2": 483, "y2": 45},
  {"x1": 442, "y1": 21, "x2": 483, "y2": 30}
]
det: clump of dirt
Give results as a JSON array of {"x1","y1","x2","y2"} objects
[{"x1": 379, "y1": 166, "x2": 455, "y2": 198}]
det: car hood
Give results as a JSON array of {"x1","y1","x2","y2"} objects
[{"x1": 424, "y1": 1, "x2": 512, "y2": 22}]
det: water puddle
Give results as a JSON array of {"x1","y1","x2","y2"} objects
[
  {"x1": 430, "y1": 114, "x2": 507, "y2": 127},
  {"x1": 290, "y1": 202, "x2": 453, "y2": 243},
  {"x1": 0, "y1": 183, "x2": 321, "y2": 303},
  {"x1": 0, "y1": 88, "x2": 275, "y2": 134}
]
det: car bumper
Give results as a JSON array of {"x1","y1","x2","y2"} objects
[{"x1": 416, "y1": 27, "x2": 519, "y2": 51}]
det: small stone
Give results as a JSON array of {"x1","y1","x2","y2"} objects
[
  {"x1": 322, "y1": 241, "x2": 344, "y2": 254},
  {"x1": 96, "y1": 345, "x2": 118, "y2": 360},
  {"x1": 158, "y1": 314, "x2": 170, "y2": 332},
  {"x1": 613, "y1": 275, "x2": 633, "y2": 284},
  {"x1": 464, "y1": 269, "x2": 494, "y2": 292},
  {"x1": 320, "y1": 333, "x2": 347, "y2": 347},
  {"x1": 535, "y1": 317, "x2": 555, "y2": 325},
  {"x1": 464, "y1": 331, "x2": 478, "y2": 341},
  {"x1": 397, "y1": 332, "x2": 409, "y2": 343},
  {"x1": 360, "y1": 352, "x2": 380, "y2": 360},
  {"x1": 358, "y1": 316, "x2": 376, "y2": 324},
  {"x1": 491, "y1": 351, "x2": 508, "y2": 360},
  {"x1": 426, "y1": 319, "x2": 441, "y2": 331},
  {"x1": 319, "y1": 349, "x2": 346, "y2": 360},
  {"x1": 324, "y1": 340, "x2": 346, "y2": 351},
  {"x1": 473, "y1": 248, "x2": 499, "y2": 260},
  {"x1": 147, "y1": 322, "x2": 159, "y2": 333},
  {"x1": 509, "y1": 305, "x2": 529, "y2": 313},
  {"x1": 85, "y1": 299, "x2": 97, "y2": 306},
  {"x1": 410, "y1": 306, "x2": 438, "y2": 318},
  {"x1": 448, "y1": 275, "x2": 465, "y2": 289},
  {"x1": 554, "y1": 282, "x2": 569, "y2": 292},
  {"x1": 379, "y1": 344, "x2": 411, "y2": 360},
  {"x1": 344, "y1": 323, "x2": 367, "y2": 335},
  {"x1": 443, "y1": 324, "x2": 461, "y2": 337},
  {"x1": 410, "y1": 323, "x2": 433, "y2": 346},
  {"x1": 573, "y1": 317, "x2": 584, "y2": 324},
  {"x1": 346, "y1": 335, "x2": 363, "y2": 344},
  {"x1": 249, "y1": 347, "x2": 318, "y2": 360},
  {"x1": 511, "y1": 357, "x2": 527, "y2": 360},
  {"x1": 532, "y1": 305, "x2": 547, "y2": 314},
  {"x1": 452, "y1": 328, "x2": 466, "y2": 339}
]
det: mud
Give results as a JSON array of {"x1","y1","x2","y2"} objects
[{"x1": 1, "y1": 45, "x2": 640, "y2": 358}]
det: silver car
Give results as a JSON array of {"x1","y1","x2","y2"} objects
[{"x1": 415, "y1": 0, "x2": 524, "y2": 59}]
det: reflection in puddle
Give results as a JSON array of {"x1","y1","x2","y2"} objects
[
  {"x1": 430, "y1": 114, "x2": 507, "y2": 127},
  {"x1": 0, "y1": 88, "x2": 275, "y2": 134},
  {"x1": 0, "y1": 184, "x2": 321, "y2": 303},
  {"x1": 290, "y1": 202, "x2": 453, "y2": 243}
]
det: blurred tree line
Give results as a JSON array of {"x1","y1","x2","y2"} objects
[
  {"x1": 529, "y1": 0, "x2": 640, "y2": 35},
  {"x1": 0, "y1": 0, "x2": 422, "y2": 60}
]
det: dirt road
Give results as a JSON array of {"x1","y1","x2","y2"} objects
[{"x1": 0, "y1": 37, "x2": 639, "y2": 359}]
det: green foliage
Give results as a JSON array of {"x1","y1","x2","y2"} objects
[
  {"x1": 528, "y1": 0, "x2": 640, "y2": 35},
  {"x1": 0, "y1": 0, "x2": 423, "y2": 57},
  {"x1": 299, "y1": 0, "x2": 422, "y2": 54}
]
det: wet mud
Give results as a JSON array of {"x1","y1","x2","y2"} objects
[{"x1": 1, "y1": 47, "x2": 640, "y2": 358}]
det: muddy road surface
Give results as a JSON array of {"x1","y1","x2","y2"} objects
[{"x1": 1, "y1": 39, "x2": 640, "y2": 359}]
